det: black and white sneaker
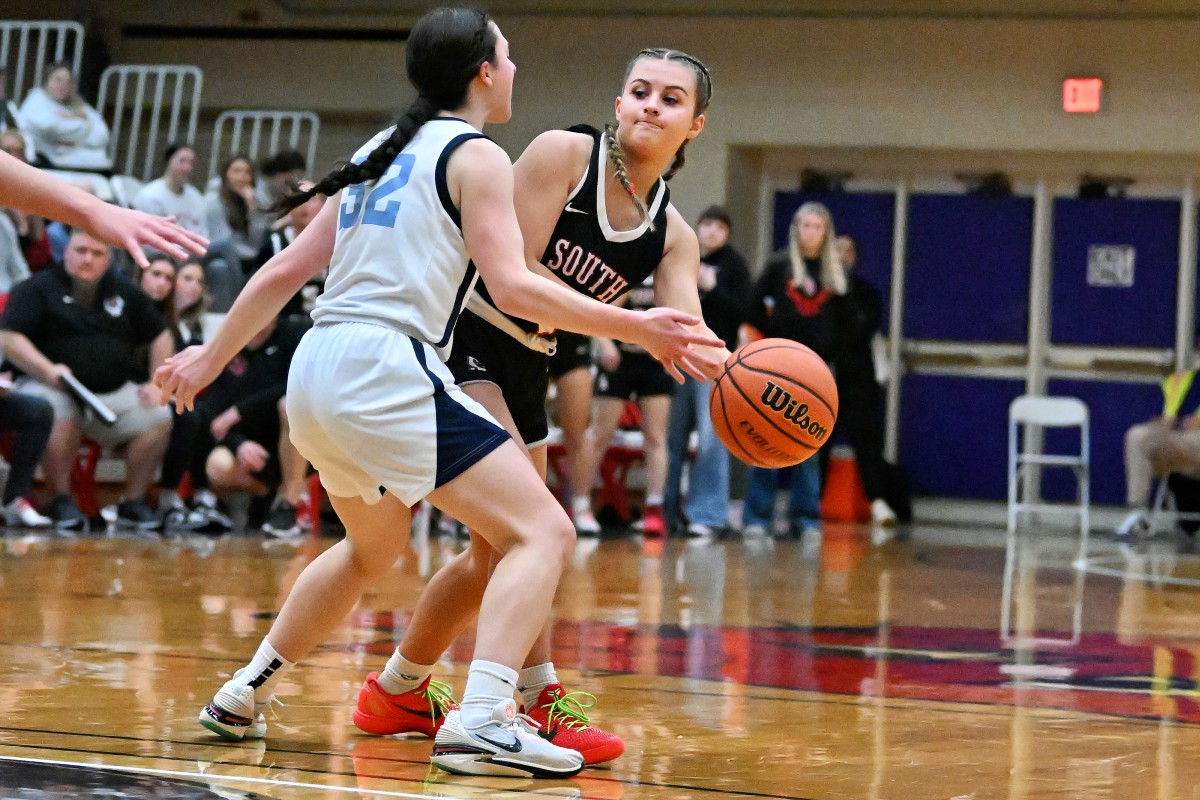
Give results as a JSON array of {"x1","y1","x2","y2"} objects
[
  {"x1": 1115, "y1": 510, "x2": 1150, "y2": 544},
  {"x1": 431, "y1": 699, "x2": 584, "y2": 779},
  {"x1": 262, "y1": 501, "x2": 301, "y2": 539},
  {"x1": 115, "y1": 498, "x2": 160, "y2": 531},
  {"x1": 45, "y1": 494, "x2": 87, "y2": 532}
]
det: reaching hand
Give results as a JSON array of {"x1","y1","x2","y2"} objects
[
  {"x1": 86, "y1": 205, "x2": 209, "y2": 268},
  {"x1": 633, "y1": 307, "x2": 725, "y2": 383},
  {"x1": 155, "y1": 344, "x2": 224, "y2": 412}
]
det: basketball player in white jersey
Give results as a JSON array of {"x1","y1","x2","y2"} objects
[
  {"x1": 351, "y1": 48, "x2": 732, "y2": 766},
  {"x1": 155, "y1": 9, "x2": 720, "y2": 779}
]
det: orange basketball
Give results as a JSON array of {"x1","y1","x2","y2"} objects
[{"x1": 709, "y1": 338, "x2": 839, "y2": 469}]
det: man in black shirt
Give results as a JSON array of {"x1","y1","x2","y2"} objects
[{"x1": 0, "y1": 229, "x2": 173, "y2": 530}]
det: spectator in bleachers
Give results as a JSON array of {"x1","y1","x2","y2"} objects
[
  {"x1": 0, "y1": 131, "x2": 52, "y2": 273},
  {"x1": 135, "y1": 144, "x2": 245, "y2": 313},
  {"x1": 255, "y1": 149, "x2": 307, "y2": 211},
  {"x1": 18, "y1": 61, "x2": 112, "y2": 173},
  {"x1": 834, "y1": 234, "x2": 899, "y2": 526},
  {"x1": 0, "y1": 68, "x2": 23, "y2": 134},
  {"x1": 206, "y1": 155, "x2": 270, "y2": 263},
  {"x1": 251, "y1": 181, "x2": 325, "y2": 319},
  {"x1": 0, "y1": 228, "x2": 173, "y2": 531},
  {"x1": 137, "y1": 255, "x2": 177, "y2": 322},
  {"x1": 664, "y1": 205, "x2": 751, "y2": 537},
  {"x1": 182, "y1": 313, "x2": 308, "y2": 537},
  {"x1": 741, "y1": 201, "x2": 846, "y2": 539},
  {"x1": 0, "y1": 369, "x2": 54, "y2": 527},
  {"x1": 0, "y1": 198, "x2": 30, "y2": 292}
]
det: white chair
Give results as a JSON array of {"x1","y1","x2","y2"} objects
[{"x1": 1007, "y1": 395, "x2": 1090, "y2": 548}]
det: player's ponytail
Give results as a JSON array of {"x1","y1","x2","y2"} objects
[
  {"x1": 278, "y1": 7, "x2": 496, "y2": 213},
  {"x1": 604, "y1": 123, "x2": 651, "y2": 229}
]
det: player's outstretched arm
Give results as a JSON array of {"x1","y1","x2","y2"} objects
[{"x1": 0, "y1": 150, "x2": 208, "y2": 267}]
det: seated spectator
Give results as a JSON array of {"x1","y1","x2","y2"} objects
[
  {"x1": 138, "y1": 258, "x2": 229, "y2": 531},
  {"x1": 1117, "y1": 365, "x2": 1200, "y2": 541},
  {"x1": 0, "y1": 228, "x2": 173, "y2": 531},
  {"x1": 0, "y1": 68, "x2": 23, "y2": 135},
  {"x1": 251, "y1": 181, "x2": 326, "y2": 319},
  {"x1": 1, "y1": 131, "x2": 53, "y2": 273},
  {"x1": 205, "y1": 155, "x2": 270, "y2": 266},
  {"x1": 135, "y1": 144, "x2": 243, "y2": 312},
  {"x1": 179, "y1": 314, "x2": 308, "y2": 537},
  {"x1": 0, "y1": 199, "x2": 30, "y2": 292},
  {"x1": 255, "y1": 149, "x2": 306, "y2": 211},
  {"x1": 17, "y1": 61, "x2": 112, "y2": 172},
  {"x1": 0, "y1": 370, "x2": 54, "y2": 527}
]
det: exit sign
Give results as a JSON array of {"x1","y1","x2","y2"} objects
[{"x1": 1063, "y1": 78, "x2": 1102, "y2": 113}]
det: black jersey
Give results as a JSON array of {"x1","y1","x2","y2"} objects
[{"x1": 476, "y1": 125, "x2": 670, "y2": 335}]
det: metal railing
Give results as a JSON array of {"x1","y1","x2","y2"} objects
[
  {"x1": 0, "y1": 20, "x2": 84, "y2": 106},
  {"x1": 97, "y1": 64, "x2": 203, "y2": 181},
  {"x1": 208, "y1": 109, "x2": 319, "y2": 181}
]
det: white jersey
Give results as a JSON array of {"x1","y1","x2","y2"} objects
[{"x1": 312, "y1": 118, "x2": 487, "y2": 360}]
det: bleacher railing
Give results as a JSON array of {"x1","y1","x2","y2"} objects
[
  {"x1": 0, "y1": 20, "x2": 84, "y2": 108},
  {"x1": 208, "y1": 110, "x2": 319, "y2": 181},
  {"x1": 97, "y1": 64, "x2": 202, "y2": 181}
]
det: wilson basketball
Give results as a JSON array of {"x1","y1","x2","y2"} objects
[{"x1": 709, "y1": 338, "x2": 839, "y2": 469}]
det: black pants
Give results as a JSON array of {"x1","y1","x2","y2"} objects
[
  {"x1": 833, "y1": 370, "x2": 887, "y2": 501},
  {"x1": 0, "y1": 392, "x2": 54, "y2": 503},
  {"x1": 160, "y1": 408, "x2": 205, "y2": 492}
]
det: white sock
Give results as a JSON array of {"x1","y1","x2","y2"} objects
[
  {"x1": 158, "y1": 489, "x2": 182, "y2": 510},
  {"x1": 517, "y1": 662, "x2": 559, "y2": 710},
  {"x1": 378, "y1": 650, "x2": 433, "y2": 695},
  {"x1": 240, "y1": 638, "x2": 294, "y2": 704},
  {"x1": 644, "y1": 494, "x2": 663, "y2": 508},
  {"x1": 460, "y1": 660, "x2": 518, "y2": 729},
  {"x1": 572, "y1": 495, "x2": 592, "y2": 516}
]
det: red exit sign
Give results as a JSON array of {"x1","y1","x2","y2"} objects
[{"x1": 1063, "y1": 78, "x2": 1102, "y2": 113}]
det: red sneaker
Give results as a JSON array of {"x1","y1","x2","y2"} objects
[
  {"x1": 635, "y1": 504, "x2": 666, "y2": 536},
  {"x1": 523, "y1": 683, "x2": 625, "y2": 765},
  {"x1": 353, "y1": 673, "x2": 457, "y2": 737}
]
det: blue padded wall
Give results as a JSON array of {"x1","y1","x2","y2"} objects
[
  {"x1": 1050, "y1": 198, "x2": 1180, "y2": 348},
  {"x1": 898, "y1": 374, "x2": 1026, "y2": 499},
  {"x1": 904, "y1": 194, "x2": 1033, "y2": 342}
]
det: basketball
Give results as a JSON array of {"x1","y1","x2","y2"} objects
[{"x1": 709, "y1": 338, "x2": 839, "y2": 469}]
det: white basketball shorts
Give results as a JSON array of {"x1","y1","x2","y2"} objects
[{"x1": 286, "y1": 321, "x2": 510, "y2": 507}]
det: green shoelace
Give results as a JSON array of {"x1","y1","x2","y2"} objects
[
  {"x1": 540, "y1": 690, "x2": 597, "y2": 731},
  {"x1": 421, "y1": 679, "x2": 457, "y2": 718}
]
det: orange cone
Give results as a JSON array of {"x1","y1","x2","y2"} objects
[{"x1": 821, "y1": 447, "x2": 871, "y2": 523}]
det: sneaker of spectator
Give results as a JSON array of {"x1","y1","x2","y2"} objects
[
  {"x1": 3, "y1": 497, "x2": 51, "y2": 528},
  {"x1": 116, "y1": 497, "x2": 159, "y2": 531},
  {"x1": 262, "y1": 498, "x2": 301, "y2": 539},
  {"x1": 190, "y1": 489, "x2": 235, "y2": 534},
  {"x1": 45, "y1": 493, "x2": 87, "y2": 532}
]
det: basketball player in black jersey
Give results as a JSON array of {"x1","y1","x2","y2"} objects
[{"x1": 352, "y1": 48, "x2": 729, "y2": 767}]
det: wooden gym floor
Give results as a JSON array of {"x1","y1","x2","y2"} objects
[{"x1": 0, "y1": 518, "x2": 1199, "y2": 799}]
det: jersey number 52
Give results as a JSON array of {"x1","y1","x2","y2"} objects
[{"x1": 338, "y1": 154, "x2": 416, "y2": 230}]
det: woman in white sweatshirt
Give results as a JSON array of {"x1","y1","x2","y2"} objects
[{"x1": 18, "y1": 62, "x2": 111, "y2": 172}]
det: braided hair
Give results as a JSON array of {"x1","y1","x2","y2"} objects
[
  {"x1": 607, "y1": 48, "x2": 713, "y2": 227},
  {"x1": 278, "y1": 7, "x2": 496, "y2": 213}
]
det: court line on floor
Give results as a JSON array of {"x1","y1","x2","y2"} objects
[{"x1": 0, "y1": 753, "x2": 434, "y2": 799}]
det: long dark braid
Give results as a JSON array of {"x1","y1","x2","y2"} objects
[{"x1": 278, "y1": 7, "x2": 496, "y2": 213}]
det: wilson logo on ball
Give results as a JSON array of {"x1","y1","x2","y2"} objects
[{"x1": 760, "y1": 381, "x2": 829, "y2": 441}]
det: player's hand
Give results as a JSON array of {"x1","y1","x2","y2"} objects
[
  {"x1": 136, "y1": 382, "x2": 160, "y2": 408},
  {"x1": 236, "y1": 441, "x2": 269, "y2": 473},
  {"x1": 155, "y1": 344, "x2": 223, "y2": 412},
  {"x1": 635, "y1": 308, "x2": 724, "y2": 383},
  {"x1": 85, "y1": 205, "x2": 209, "y2": 267}
]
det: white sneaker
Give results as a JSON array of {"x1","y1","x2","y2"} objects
[
  {"x1": 741, "y1": 523, "x2": 767, "y2": 538},
  {"x1": 4, "y1": 498, "x2": 51, "y2": 528},
  {"x1": 431, "y1": 699, "x2": 584, "y2": 779},
  {"x1": 871, "y1": 499, "x2": 898, "y2": 526},
  {"x1": 571, "y1": 497, "x2": 600, "y2": 535},
  {"x1": 198, "y1": 668, "x2": 274, "y2": 741}
]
